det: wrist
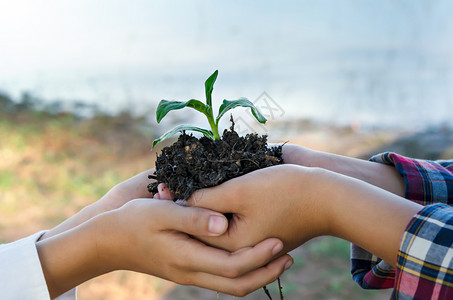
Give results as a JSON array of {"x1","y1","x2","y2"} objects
[
  {"x1": 40, "y1": 202, "x2": 106, "y2": 241},
  {"x1": 306, "y1": 168, "x2": 340, "y2": 237},
  {"x1": 94, "y1": 208, "x2": 129, "y2": 272},
  {"x1": 36, "y1": 214, "x2": 112, "y2": 298},
  {"x1": 322, "y1": 170, "x2": 421, "y2": 265},
  {"x1": 291, "y1": 166, "x2": 333, "y2": 238}
]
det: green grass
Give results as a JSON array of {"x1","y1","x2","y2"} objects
[
  {"x1": 306, "y1": 236, "x2": 351, "y2": 260},
  {"x1": 0, "y1": 170, "x2": 15, "y2": 190}
]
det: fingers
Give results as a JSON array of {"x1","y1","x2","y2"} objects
[
  {"x1": 281, "y1": 144, "x2": 316, "y2": 167},
  {"x1": 178, "y1": 238, "x2": 286, "y2": 278},
  {"x1": 159, "y1": 202, "x2": 228, "y2": 236},
  {"x1": 153, "y1": 183, "x2": 175, "y2": 200},
  {"x1": 115, "y1": 169, "x2": 156, "y2": 199},
  {"x1": 189, "y1": 254, "x2": 293, "y2": 297}
]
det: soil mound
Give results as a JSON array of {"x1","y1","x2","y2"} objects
[{"x1": 148, "y1": 128, "x2": 283, "y2": 200}]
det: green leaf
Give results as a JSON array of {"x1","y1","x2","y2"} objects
[
  {"x1": 152, "y1": 125, "x2": 214, "y2": 148},
  {"x1": 216, "y1": 98, "x2": 267, "y2": 125},
  {"x1": 205, "y1": 70, "x2": 218, "y2": 107},
  {"x1": 156, "y1": 99, "x2": 208, "y2": 123}
]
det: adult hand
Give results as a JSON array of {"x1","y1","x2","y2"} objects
[{"x1": 37, "y1": 198, "x2": 292, "y2": 298}]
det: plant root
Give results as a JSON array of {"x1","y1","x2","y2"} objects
[
  {"x1": 263, "y1": 285, "x2": 272, "y2": 299},
  {"x1": 278, "y1": 277, "x2": 284, "y2": 299},
  {"x1": 262, "y1": 277, "x2": 284, "y2": 300}
]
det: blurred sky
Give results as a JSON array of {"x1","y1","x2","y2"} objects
[{"x1": 1, "y1": 0, "x2": 453, "y2": 128}]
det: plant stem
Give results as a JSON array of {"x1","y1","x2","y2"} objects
[{"x1": 207, "y1": 114, "x2": 220, "y2": 140}]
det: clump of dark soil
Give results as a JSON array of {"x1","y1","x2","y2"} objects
[{"x1": 148, "y1": 123, "x2": 284, "y2": 200}]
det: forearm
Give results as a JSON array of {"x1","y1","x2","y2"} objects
[
  {"x1": 316, "y1": 169, "x2": 421, "y2": 266},
  {"x1": 36, "y1": 213, "x2": 113, "y2": 298},
  {"x1": 39, "y1": 202, "x2": 106, "y2": 240},
  {"x1": 284, "y1": 144, "x2": 406, "y2": 197},
  {"x1": 41, "y1": 169, "x2": 155, "y2": 241}
]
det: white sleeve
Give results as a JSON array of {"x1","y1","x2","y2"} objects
[{"x1": 0, "y1": 231, "x2": 77, "y2": 300}]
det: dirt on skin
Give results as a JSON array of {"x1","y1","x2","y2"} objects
[{"x1": 148, "y1": 122, "x2": 284, "y2": 200}]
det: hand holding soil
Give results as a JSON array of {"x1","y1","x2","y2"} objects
[
  {"x1": 153, "y1": 164, "x2": 329, "y2": 254},
  {"x1": 186, "y1": 164, "x2": 331, "y2": 254},
  {"x1": 36, "y1": 171, "x2": 291, "y2": 298},
  {"x1": 156, "y1": 160, "x2": 421, "y2": 266}
]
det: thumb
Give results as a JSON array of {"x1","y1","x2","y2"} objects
[
  {"x1": 168, "y1": 204, "x2": 228, "y2": 237},
  {"x1": 187, "y1": 180, "x2": 240, "y2": 213}
]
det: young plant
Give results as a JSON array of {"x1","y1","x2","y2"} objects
[
  {"x1": 150, "y1": 70, "x2": 284, "y2": 300},
  {"x1": 152, "y1": 70, "x2": 267, "y2": 147}
]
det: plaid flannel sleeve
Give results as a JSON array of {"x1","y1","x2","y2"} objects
[
  {"x1": 392, "y1": 203, "x2": 453, "y2": 299},
  {"x1": 372, "y1": 152, "x2": 453, "y2": 206},
  {"x1": 350, "y1": 152, "x2": 453, "y2": 293}
]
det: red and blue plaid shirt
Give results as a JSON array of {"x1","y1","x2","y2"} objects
[{"x1": 350, "y1": 152, "x2": 453, "y2": 299}]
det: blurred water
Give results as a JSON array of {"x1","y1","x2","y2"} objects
[{"x1": 1, "y1": 0, "x2": 452, "y2": 129}]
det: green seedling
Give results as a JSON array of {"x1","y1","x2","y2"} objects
[
  {"x1": 152, "y1": 70, "x2": 267, "y2": 147},
  {"x1": 151, "y1": 70, "x2": 284, "y2": 300}
]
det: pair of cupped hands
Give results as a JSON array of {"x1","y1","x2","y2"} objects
[
  {"x1": 103, "y1": 144, "x2": 331, "y2": 296},
  {"x1": 40, "y1": 143, "x2": 417, "y2": 298}
]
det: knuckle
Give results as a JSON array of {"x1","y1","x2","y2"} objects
[
  {"x1": 171, "y1": 247, "x2": 192, "y2": 269},
  {"x1": 171, "y1": 254, "x2": 185, "y2": 269},
  {"x1": 173, "y1": 274, "x2": 194, "y2": 286},
  {"x1": 255, "y1": 254, "x2": 269, "y2": 267},
  {"x1": 226, "y1": 178, "x2": 246, "y2": 207},
  {"x1": 182, "y1": 210, "x2": 202, "y2": 230},
  {"x1": 189, "y1": 189, "x2": 204, "y2": 207},
  {"x1": 179, "y1": 276, "x2": 195, "y2": 286},
  {"x1": 222, "y1": 263, "x2": 241, "y2": 278},
  {"x1": 230, "y1": 239, "x2": 244, "y2": 252},
  {"x1": 268, "y1": 265, "x2": 282, "y2": 282},
  {"x1": 271, "y1": 271, "x2": 281, "y2": 282},
  {"x1": 231, "y1": 284, "x2": 250, "y2": 297}
]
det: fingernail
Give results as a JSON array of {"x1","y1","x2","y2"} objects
[
  {"x1": 284, "y1": 259, "x2": 293, "y2": 270},
  {"x1": 209, "y1": 215, "x2": 227, "y2": 235},
  {"x1": 272, "y1": 243, "x2": 283, "y2": 256}
]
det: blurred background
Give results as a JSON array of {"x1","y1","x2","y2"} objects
[{"x1": 1, "y1": 0, "x2": 453, "y2": 299}]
